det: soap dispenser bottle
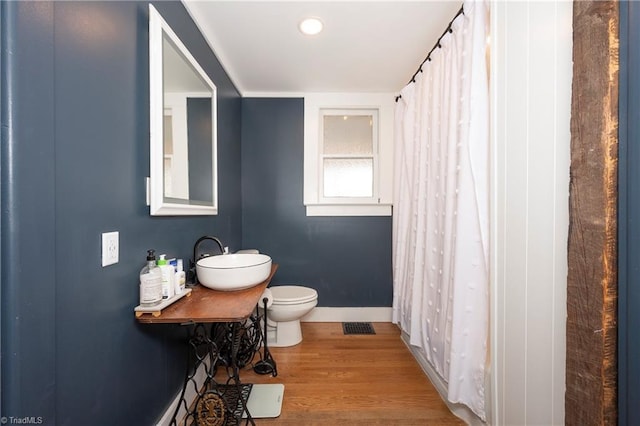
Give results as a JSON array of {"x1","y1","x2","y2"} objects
[
  {"x1": 139, "y1": 249, "x2": 162, "y2": 307},
  {"x1": 157, "y1": 254, "x2": 174, "y2": 299}
]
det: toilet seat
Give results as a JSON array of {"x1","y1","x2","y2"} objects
[{"x1": 270, "y1": 286, "x2": 317, "y2": 305}]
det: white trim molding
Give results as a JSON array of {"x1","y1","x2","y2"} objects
[
  {"x1": 303, "y1": 93, "x2": 395, "y2": 217},
  {"x1": 155, "y1": 362, "x2": 208, "y2": 426},
  {"x1": 400, "y1": 332, "x2": 488, "y2": 426},
  {"x1": 490, "y1": 1, "x2": 572, "y2": 425},
  {"x1": 301, "y1": 307, "x2": 393, "y2": 322}
]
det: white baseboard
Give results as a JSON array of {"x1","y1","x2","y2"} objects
[
  {"x1": 400, "y1": 331, "x2": 486, "y2": 426},
  {"x1": 156, "y1": 362, "x2": 208, "y2": 426},
  {"x1": 302, "y1": 307, "x2": 393, "y2": 322}
]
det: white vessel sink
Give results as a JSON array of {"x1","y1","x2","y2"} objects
[{"x1": 196, "y1": 253, "x2": 272, "y2": 291}]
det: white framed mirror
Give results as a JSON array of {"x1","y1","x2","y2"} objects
[{"x1": 149, "y1": 4, "x2": 218, "y2": 215}]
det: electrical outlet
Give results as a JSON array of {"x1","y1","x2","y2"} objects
[{"x1": 102, "y1": 231, "x2": 119, "y2": 267}]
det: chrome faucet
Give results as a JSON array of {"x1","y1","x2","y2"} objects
[{"x1": 189, "y1": 236, "x2": 225, "y2": 284}]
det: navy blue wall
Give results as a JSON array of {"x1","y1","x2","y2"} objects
[
  {"x1": 1, "y1": 1, "x2": 242, "y2": 424},
  {"x1": 0, "y1": 3, "x2": 394, "y2": 423},
  {"x1": 619, "y1": 2, "x2": 640, "y2": 425},
  {"x1": 241, "y1": 98, "x2": 393, "y2": 307}
]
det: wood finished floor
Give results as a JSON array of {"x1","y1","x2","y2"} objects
[{"x1": 239, "y1": 322, "x2": 464, "y2": 425}]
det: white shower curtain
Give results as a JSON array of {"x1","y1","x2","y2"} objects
[{"x1": 392, "y1": 0, "x2": 489, "y2": 420}]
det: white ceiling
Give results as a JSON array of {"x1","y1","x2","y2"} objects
[{"x1": 183, "y1": 1, "x2": 463, "y2": 95}]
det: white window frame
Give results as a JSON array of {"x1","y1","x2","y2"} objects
[
  {"x1": 304, "y1": 93, "x2": 394, "y2": 216},
  {"x1": 319, "y1": 108, "x2": 378, "y2": 202}
]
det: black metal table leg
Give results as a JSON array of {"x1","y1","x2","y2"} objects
[
  {"x1": 171, "y1": 323, "x2": 222, "y2": 425},
  {"x1": 170, "y1": 321, "x2": 258, "y2": 426}
]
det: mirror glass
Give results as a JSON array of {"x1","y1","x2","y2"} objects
[{"x1": 149, "y1": 5, "x2": 218, "y2": 215}]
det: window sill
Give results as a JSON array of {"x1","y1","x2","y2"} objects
[{"x1": 305, "y1": 204, "x2": 392, "y2": 217}]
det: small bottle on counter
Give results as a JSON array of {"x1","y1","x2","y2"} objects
[
  {"x1": 175, "y1": 259, "x2": 186, "y2": 295},
  {"x1": 157, "y1": 254, "x2": 175, "y2": 299},
  {"x1": 139, "y1": 249, "x2": 162, "y2": 307}
]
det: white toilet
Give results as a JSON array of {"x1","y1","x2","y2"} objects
[{"x1": 263, "y1": 285, "x2": 318, "y2": 347}]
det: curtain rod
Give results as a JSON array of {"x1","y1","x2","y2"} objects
[{"x1": 395, "y1": 5, "x2": 464, "y2": 102}]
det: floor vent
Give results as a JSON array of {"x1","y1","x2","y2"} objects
[{"x1": 342, "y1": 322, "x2": 376, "y2": 335}]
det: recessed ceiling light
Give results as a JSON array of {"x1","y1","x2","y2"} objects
[{"x1": 299, "y1": 17, "x2": 323, "y2": 36}]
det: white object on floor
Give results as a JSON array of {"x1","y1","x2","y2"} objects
[{"x1": 243, "y1": 384, "x2": 285, "y2": 419}]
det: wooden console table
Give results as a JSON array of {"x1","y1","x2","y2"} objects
[{"x1": 136, "y1": 264, "x2": 278, "y2": 426}]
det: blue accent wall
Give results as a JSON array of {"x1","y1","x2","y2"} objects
[
  {"x1": 619, "y1": 3, "x2": 640, "y2": 425},
  {"x1": 0, "y1": 2, "x2": 393, "y2": 423},
  {"x1": 240, "y1": 98, "x2": 393, "y2": 307},
  {"x1": 1, "y1": 1, "x2": 242, "y2": 424}
]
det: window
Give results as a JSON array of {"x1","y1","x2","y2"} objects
[
  {"x1": 304, "y1": 93, "x2": 394, "y2": 216},
  {"x1": 321, "y1": 109, "x2": 377, "y2": 199}
]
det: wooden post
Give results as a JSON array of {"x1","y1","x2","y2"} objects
[{"x1": 566, "y1": 1, "x2": 618, "y2": 424}]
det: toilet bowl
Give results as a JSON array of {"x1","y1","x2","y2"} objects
[{"x1": 263, "y1": 285, "x2": 317, "y2": 347}]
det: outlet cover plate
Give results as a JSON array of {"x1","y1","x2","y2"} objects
[{"x1": 102, "y1": 231, "x2": 119, "y2": 267}]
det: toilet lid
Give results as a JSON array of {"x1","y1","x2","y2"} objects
[{"x1": 270, "y1": 285, "x2": 317, "y2": 305}]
